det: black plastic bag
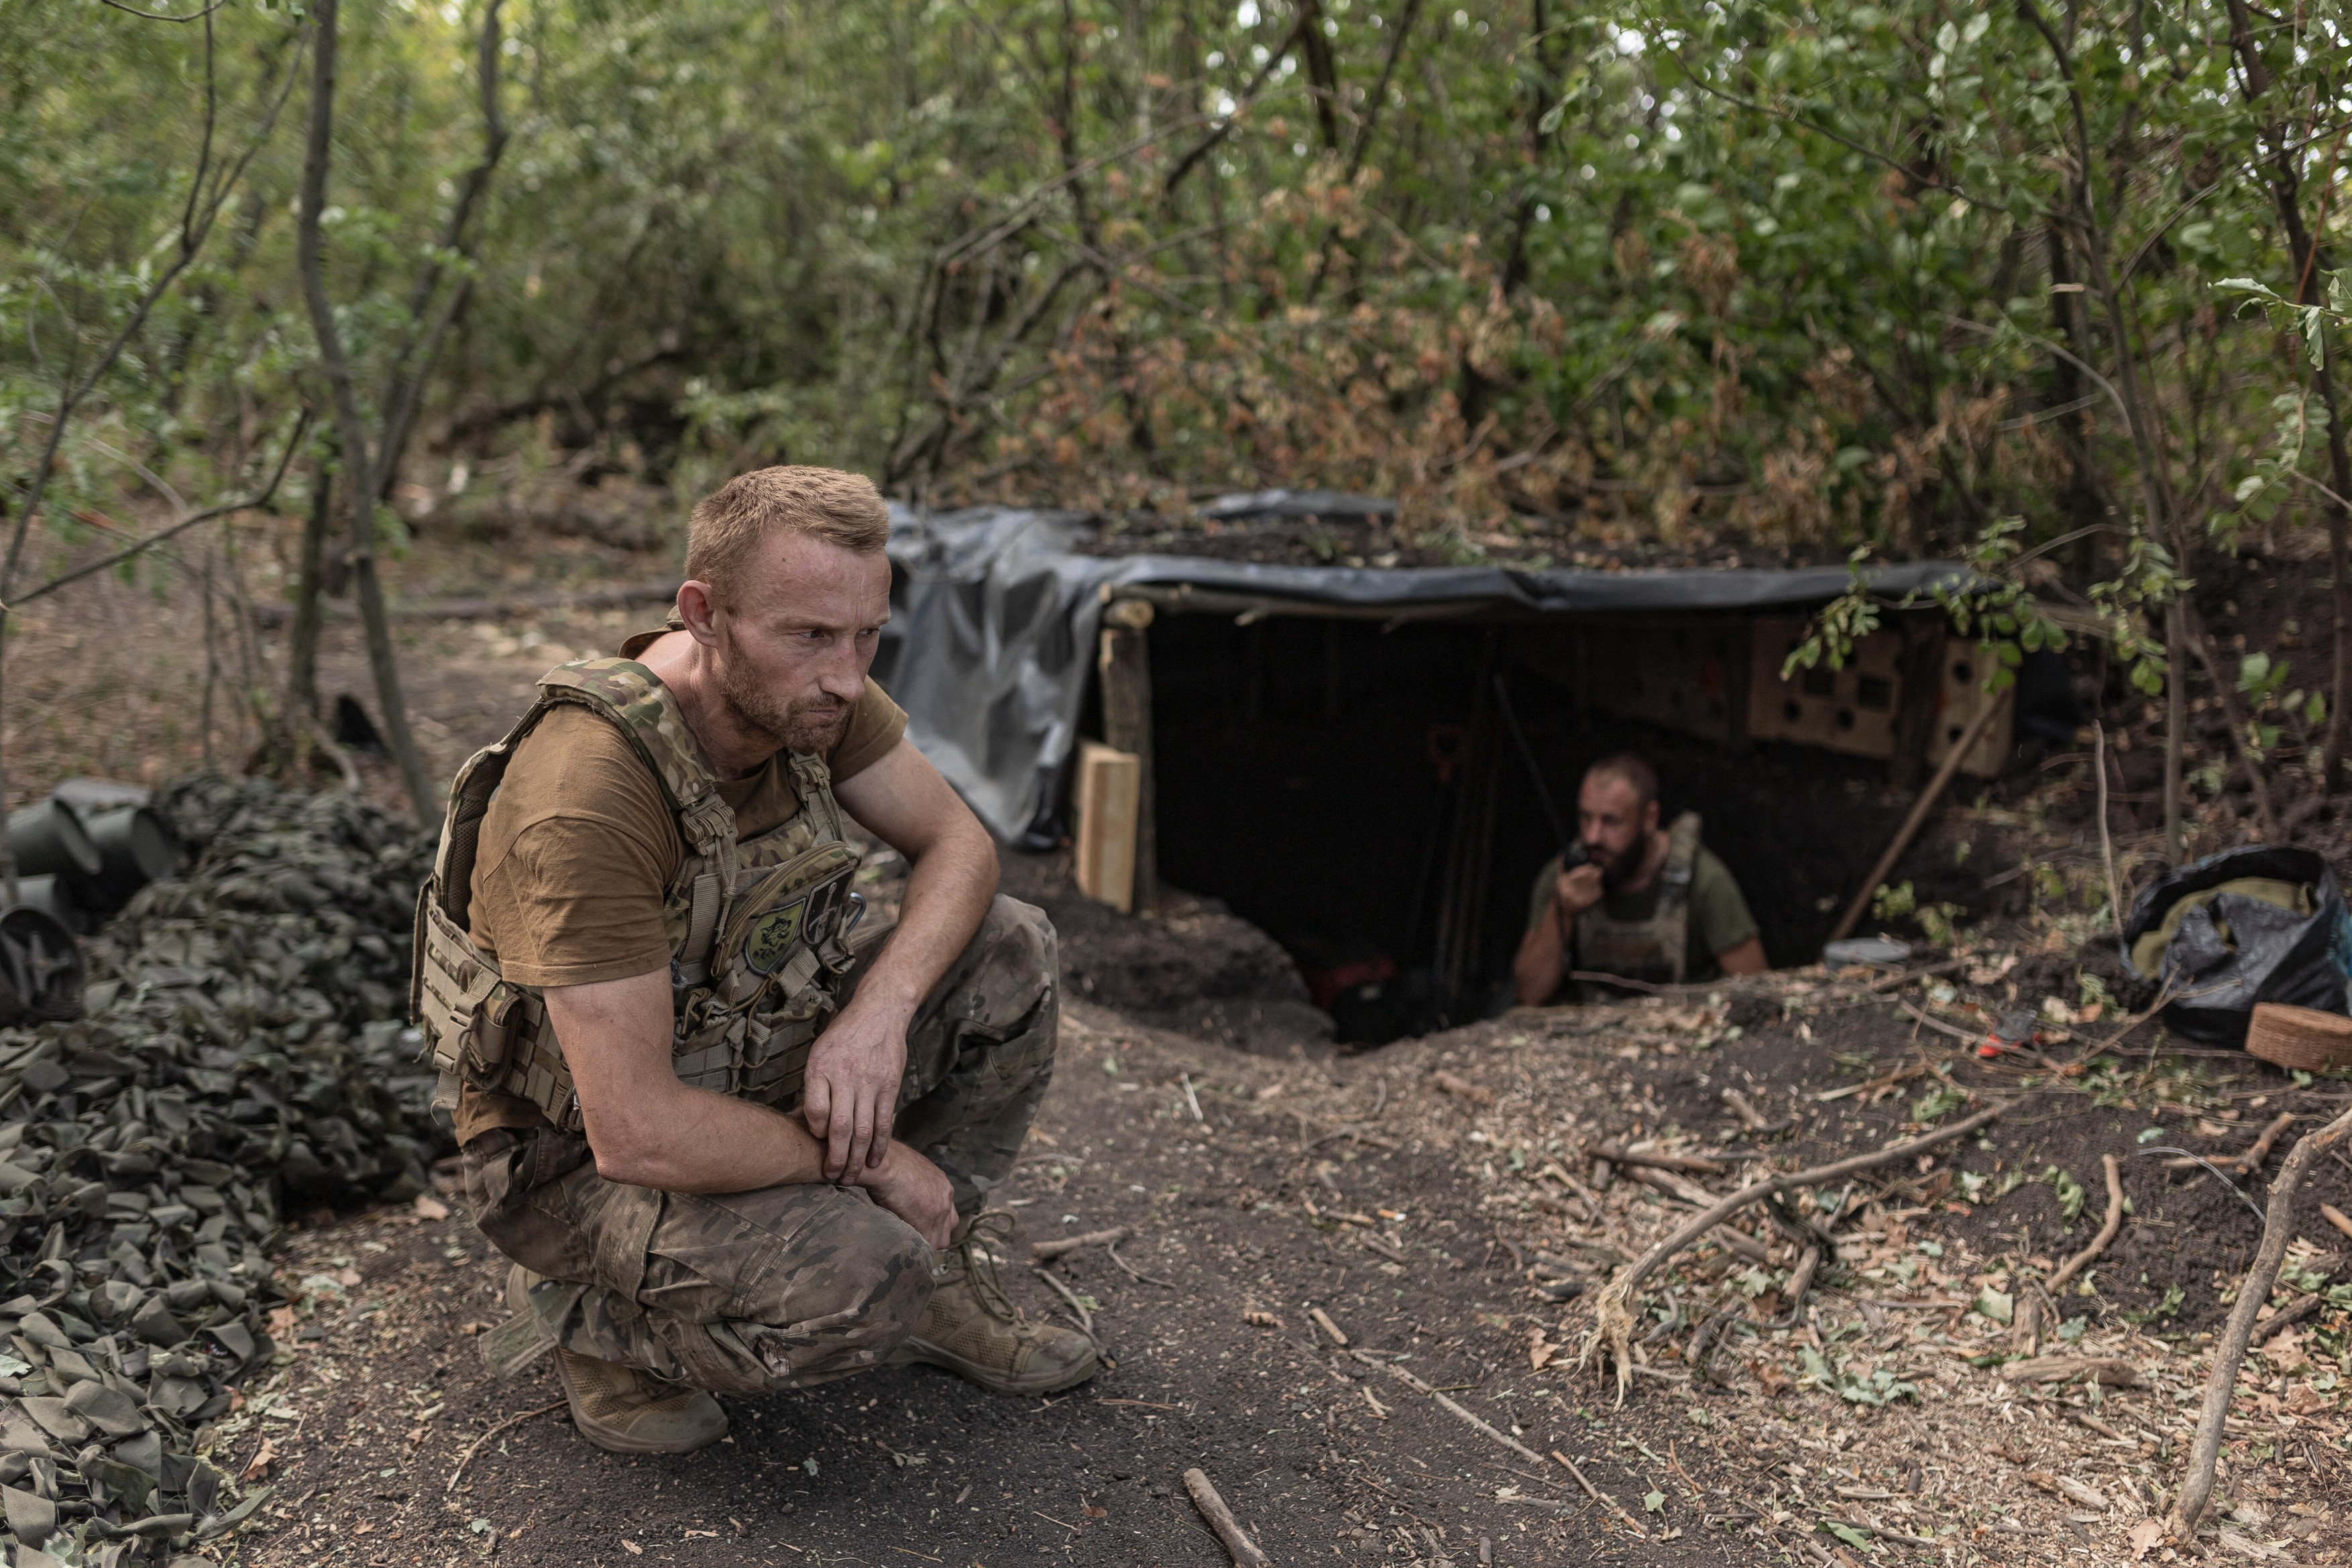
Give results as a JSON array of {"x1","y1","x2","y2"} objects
[{"x1": 2122, "y1": 845, "x2": 2352, "y2": 1044}]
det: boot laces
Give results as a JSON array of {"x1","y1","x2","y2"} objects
[{"x1": 948, "y1": 1211, "x2": 1023, "y2": 1325}]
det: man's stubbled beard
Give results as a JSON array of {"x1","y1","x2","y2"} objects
[
  {"x1": 1591, "y1": 830, "x2": 1648, "y2": 893},
  {"x1": 716, "y1": 629, "x2": 853, "y2": 755}
]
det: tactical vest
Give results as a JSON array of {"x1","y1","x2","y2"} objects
[
  {"x1": 409, "y1": 657, "x2": 866, "y2": 1133},
  {"x1": 1575, "y1": 812, "x2": 1703, "y2": 989}
]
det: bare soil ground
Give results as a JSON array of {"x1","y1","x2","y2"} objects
[{"x1": 225, "y1": 964, "x2": 2349, "y2": 1568}]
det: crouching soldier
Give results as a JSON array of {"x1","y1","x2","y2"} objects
[{"x1": 412, "y1": 465, "x2": 1095, "y2": 1454}]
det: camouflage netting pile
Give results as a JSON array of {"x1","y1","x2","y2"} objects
[{"x1": 0, "y1": 775, "x2": 444, "y2": 1563}]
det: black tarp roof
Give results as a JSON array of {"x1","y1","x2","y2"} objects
[{"x1": 883, "y1": 497, "x2": 1965, "y2": 846}]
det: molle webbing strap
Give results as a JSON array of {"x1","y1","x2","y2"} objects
[
  {"x1": 1658, "y1": 813, "x2": 1703, "y2": 904},
  {"x1": 674, "y1": 793, "x2": 740, "y2": 985},
  {"x1": 787, "y1": 752, "x2": 842, "y2": 840}
]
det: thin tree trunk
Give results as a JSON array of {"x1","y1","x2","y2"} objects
[
  {"x1": 201, "y1": 543, "x2": 221, "y2": 773},
  {"x1": 2166, "y1": 598, "x2": 2186, "y2": 862},
  {"x1": 294, "y1": 0, "x2": 437, "y2": 825},
  {"x1": 286, "y1": 461, "x2": 331, "y2": 726}
]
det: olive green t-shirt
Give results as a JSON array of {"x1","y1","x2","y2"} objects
[{"x1": 1524, "y1": 844, "x2": 1759, "y2": 995}]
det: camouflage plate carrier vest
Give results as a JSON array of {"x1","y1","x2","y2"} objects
[
  {"x1": 409, "y1": 657, "x2": 865, "y2": 1133},
  {"x1": 1575, "y1": 811, "x2": 1703, "y2": 989}
]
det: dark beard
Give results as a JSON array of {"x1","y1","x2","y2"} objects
[
  {"x1": 716, "y1": 651, "x2": 853, "y2": 756},
  {"x1": 1598, "y1": 845, "x2": 1641, "y2": 893}
]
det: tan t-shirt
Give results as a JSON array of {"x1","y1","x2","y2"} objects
[{"x1": 455, "y1": 648, "x2": 906, "y2": 1141}]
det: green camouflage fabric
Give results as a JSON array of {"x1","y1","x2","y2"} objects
[{"x1": 464, "y1": 896, "x2": 1058, "y2": 1394}]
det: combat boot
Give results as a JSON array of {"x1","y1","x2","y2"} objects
[
  {"x1": 894, "y1": 1213, "x2": 1099, "y2": 1396},
  {"x1": 508, "y1": 1265, "x2": 729, "y2": 1455}
]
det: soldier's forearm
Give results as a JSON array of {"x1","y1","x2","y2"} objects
[
  {"x1": 592, "y1": 1088, "x2": 838, "y2": 1194},
  {"x1": 1512, "y1": 908, "x2": 1569, "y2": 1006}
]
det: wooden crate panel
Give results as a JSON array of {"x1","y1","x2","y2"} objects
[
  {"x1": 1925, "y1": 639, "x2": 2012, "y2": 779},
  {"x1": 1072, "y1": 739, "x2": 1141, "y2": 912},
  {"x1": 1746, "y1": 618, "x2": 1903, "y2": 760}
]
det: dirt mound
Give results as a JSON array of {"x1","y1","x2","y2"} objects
[{"x1": 997, "y1": 850, "x2": 1333, "y2": 1058}]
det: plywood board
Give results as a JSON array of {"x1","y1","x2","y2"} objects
[
  {"x1": 1072, "y1": 740, "x2": 1141, "y2": 913},
  {"x1": 1925, "y1": 639, "x2": 2013, "y2": 779},
  {"x1": 1746, "y1": 618, "x2": 1903, "y2": 760}
]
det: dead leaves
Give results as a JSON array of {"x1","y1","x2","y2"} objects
[
  {"x1": 241, "y1": 1437, "x2": 277, "y2": 1482},
  {"x1": 1527, "y1": 1329, "x2": 1560, "y2": 1372}
]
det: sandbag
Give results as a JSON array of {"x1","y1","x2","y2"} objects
[{"x1": 2122, "y1": 845, "x2": 2352, "y2": 1044}]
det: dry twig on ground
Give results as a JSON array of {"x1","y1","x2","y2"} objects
[
  {"x1": 1182, "y1": 1467, "x2": 1270, "y2": 1567},
  {"x1": 2021, "y1": 1151, "x2": 2127, "y2": 1353},
  {"x1": 2170, "y1": 1104, "x2": 2352, "y2": 1537},
  {"x1": 1031, "y1": 1225, "x2": 1131, "y2": 1262},
  {"x1": 1586, "y1": 1142, "x2": 1726, "y2": 1176},
  {"x1": 1579, "y1": 1103, "x2": 2008, "y2": 1400},
  {"x1": 2163, "y1": 1111, "x2": 2295, "y2": 1175},
  {"x1": 447, "y1": 1399, "x2": 567, "y2": 1492},
  {"x1": 1351, "y1": 1350, "x2": 1548, "y2": 1468},
  {"x1": 2048, "y1": 1152, "x2": 2125, "y2": 1296}
]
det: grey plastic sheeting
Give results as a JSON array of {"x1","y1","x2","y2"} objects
[{"x1": 881, "y1": 498, "x2": 1966, "y2": 847}]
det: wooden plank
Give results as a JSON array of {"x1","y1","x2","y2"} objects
[
  {"x1": 1097, "y1": 598, "x2": 1158, "y2": 911},
  {"x1": 1072, "y1": 740, "x2": 1140, "y2": 913}
]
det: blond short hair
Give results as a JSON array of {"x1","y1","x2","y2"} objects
[{"x1": 685, "y1": 465, "x2": 891, "y2": 602}]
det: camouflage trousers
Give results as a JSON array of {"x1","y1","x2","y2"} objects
[{"x1": 462, "y1": 896, "x2": 1056, "y2": 1396}]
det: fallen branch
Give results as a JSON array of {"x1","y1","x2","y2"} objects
[
  {"x1": 2170, "y1": 1105, "x2": 2352, "y2": 1536},
  {"x1": 1587, "y1": 1143, "x2": 1726, "y2": 1176},
  {"x1": 1579, "y1": 1103, "x2": 2009, "y2": 1402},
  {"x1": 2046, "y1": 1152, "x2": 2125, "y2": 1296},
  {"x1": 2162, "y1": 1111, "x2": 2295, "y2": 1175},
  {"x1": 1182, "y1": 1468, "x2": 1270, "y2": 1568},
  {"x1": 1624, "y1": 1168, "x2": 1771, "y2": 1262},
  {"x1": 1895, "y1": 999, "x2": 1983, "y2": 1046},
  {"x1": 1105, "y1": 1241, "x2": 1174, "y2": 1288},
  {"x1": 1534, "y1": 1162, "x2": 1605, "y2": 1221},
  {"x1": 1778, "y1": 1245, "x2": 1824, "y2": 1324},
  {"x1": 1033, "y1": 1266, "x2": 1097, "y2": 1339},
  {"x1": 1549, "y1": 1448, "x2": 1650, "y2": 1538},
  {"x1": 1721, "y1": 1086, "x2": 1793, "y2": 1136},
  {"x1": 446, "y1": 1398, "x2": 565, "y2": 1492},
  {"x1": 2322, "y1": 1202, "x2": 2352, "y2": 1244},
  {"x1": 1031, "y1": 1226, "x2": 1132, "y2": 1263},
  {"x1": 1351, "y1": 1350, "x2": 1546, "y2": 1468},
  {"x1": 1861, "y1": 956, "x2": 1972, "y2": 995},
  {"x1": 1432, "y1": 1070, "x2": 1495, "y2": 1105},
  {"x1": 2003, "y1": 1354, "x2": 2141, "y2": 1389},
  {"x1": 2255, "y1": 1293, "x2": 2327, "y2": 1345}
]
